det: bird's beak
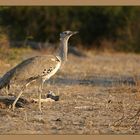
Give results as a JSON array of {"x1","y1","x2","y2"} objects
[{"x1": 72, "y1": 31, "x2": 79, "y2": 35}]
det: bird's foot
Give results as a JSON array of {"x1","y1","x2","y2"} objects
[
  {"x1": 8, "y1": 103, "x2": 15, "y2": 111},
  {"x1": 12, "y1": 103, "x2": 15, "y2": 111},
  {"x1": 39, "y1": 105, "x2": 42, "y2": 112}
]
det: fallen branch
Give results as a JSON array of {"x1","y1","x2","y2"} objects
[{"x1": 0, "y1": 96, "x2": 29, "y2": 108}]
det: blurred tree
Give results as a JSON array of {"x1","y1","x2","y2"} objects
[{"x1": 0, "y1": 6, "x2": 140, "y2": 52}]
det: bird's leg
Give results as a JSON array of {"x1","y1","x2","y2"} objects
[
  {"x1": 38, "y1": 81, "x2": 44, "y2": 112},
  {"x1": 12, "y1": 84, "x2": 27, "y2": 111},
  {"x1": 12, "y1": 90, "x2": 23, "y2": 111}
]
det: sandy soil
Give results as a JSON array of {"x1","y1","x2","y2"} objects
[{"x1": 0, "y1": 51, "x2": 140, "y2": 134}]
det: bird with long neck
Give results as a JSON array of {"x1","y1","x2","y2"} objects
[
  {"x1": 58, "y1": 31, "x2": 78, "y2": 63},
  {"x1": 0, "y1": 30, "x2": 78, "y2": 111}
]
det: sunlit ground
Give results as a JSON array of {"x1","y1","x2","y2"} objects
[{"x1": 0, "y1": 48, "x2": 140, "y2": 134}]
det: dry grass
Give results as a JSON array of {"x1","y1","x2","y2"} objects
[{"x1": 0, "y1": 48, "x2": 140, "y2": 134}]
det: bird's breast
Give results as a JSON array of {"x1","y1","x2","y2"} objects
[{"x1": 42, "y1": 61, "x2": 61, "y2": 81}]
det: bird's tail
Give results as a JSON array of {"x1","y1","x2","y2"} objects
[
  {"x1": 0, "y1": 73, "x2": 10, "y2": 89},
  {"x1": 0, "y1": 77, "x2": 6, "y2": 89}
]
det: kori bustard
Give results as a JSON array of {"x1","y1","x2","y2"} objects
[{"x1": 0, "y1": 31, "x2": 78, "y2": 111}]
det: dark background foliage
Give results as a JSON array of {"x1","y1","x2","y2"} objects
[{"x1": 0, "y1": 6, "x2": 140, "y2": 52}]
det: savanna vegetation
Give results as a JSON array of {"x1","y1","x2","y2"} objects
[{"x1": 0, "y1": 6, "x2": 140, "y2": 52}]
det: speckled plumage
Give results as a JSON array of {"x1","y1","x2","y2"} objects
[{"x1": 0, "y1": 55, "x2": 61, "y2": 89}]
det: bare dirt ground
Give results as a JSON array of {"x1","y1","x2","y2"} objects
[{"x1": 0, "y1": 49, "x2": 140, "y2": 134}]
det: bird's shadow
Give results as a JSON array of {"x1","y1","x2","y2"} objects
[{"x1": 47, "y1": 75, "x2": 139, "y2": 87}]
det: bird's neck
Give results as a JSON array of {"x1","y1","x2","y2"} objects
[{"x1": 58, "y1": 38, "x2": 69, "y2": 63}]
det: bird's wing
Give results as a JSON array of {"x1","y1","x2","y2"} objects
[
  {"x1": 13, "y1": 55, "x2": 61, "y2": 82},
  {"x1": 0, "y1": 55, "x2": 61, "y2": 88}
]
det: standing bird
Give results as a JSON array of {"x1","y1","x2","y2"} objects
[{"x1": 0, "y1": 31, "x2": 78, "y2": 111}]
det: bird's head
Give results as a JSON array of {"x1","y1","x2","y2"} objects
[{"x1": 60, "y1": 30, "x2": 78, "y2": 40}]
